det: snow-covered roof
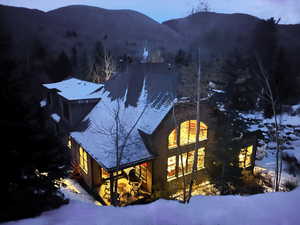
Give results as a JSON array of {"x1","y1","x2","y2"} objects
[
  {"x1": 71, "y1": 63, "x2": 178, "y2": 170},
  {"x1": 43, "y1": 78, "x2": 103, "y2": 100},
  {"x1": 40, "y1": 99, "x2": 47, "y2": 108},
  {"x1": 51, "y1": 113, "x2": 61, "y2": 123}
]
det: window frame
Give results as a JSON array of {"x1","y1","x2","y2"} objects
[
  {"x1": 79, "y1": 147, "x2": 88, "y2": 174},
  {"x1": 239, "y1": 145, "x2": 253, "y2": 168},
  {"x1": 168, "y1": 120, "x2": 208, "y2": 150},
  {"x1": 167, "y1": 148, "x2": 205, "y2": 182}
]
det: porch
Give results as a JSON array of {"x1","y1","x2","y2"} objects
[{"x1": 99, "y1": 163, "x2": 152, "y2": 206}]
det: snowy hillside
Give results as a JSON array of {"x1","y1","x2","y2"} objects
[
  {"x1": 5, "y1": 107, "x2": 300, "y2": 225},
  {"x1": 4, "y1": 187, "x2": 300, "y2": 225}
]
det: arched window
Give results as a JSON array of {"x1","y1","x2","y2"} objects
[
  {"x1": 180, "y1": 120, "x2": 208, "y2": 146},
  {"x1": 168, "y1": 129, "x2": 177, "y2": 149},
  {"x1": 199, "y1": 122, "x2": 208, "y2": 141}
]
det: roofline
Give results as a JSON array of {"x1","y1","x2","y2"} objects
[{"x1": 104, "y1": 156, "x2": 155, "y2": 172}]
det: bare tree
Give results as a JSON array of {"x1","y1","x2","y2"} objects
[
  {"x1": 256, "y1": 56, "x2": 282, "y2": 192},
  {"x1": 90, "y1": 42, "x2": 115, "y2": 83},
  {"x1": 103, "y1": 48, "x2": 115, "y2": 81},
  {"x1": 171, "y1": 105, "x2": 187, "y2": 202},
  {"x1": 187, "y1": 49, "x2": 202, "y2": 203},
  {"x1": 189, "y1": 0, "x2": 211, "y2": 15},
  {"x1": 94, "y1": 99, "x2": 148, "y2": 205}
]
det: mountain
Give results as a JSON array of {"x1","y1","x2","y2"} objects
[
  {"x1": 164, "y1": 12, "x2": 300, "y2": 59},
  {"x1": 0, "y1": 5, "x2": 185, "y2": 58},
  {"x1": 164, "y1": 12, "x2": 300, "y2": 81},
  {"x1": 164, "y1": 12, "x2": 260, "y2": 57},
  {"x1": 1, "y1": 4, "x2": 300, "y2": 83}
]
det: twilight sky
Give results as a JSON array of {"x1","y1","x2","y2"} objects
[{"x1": 1, "y1": 0, "x2": 300, "y2": 24}]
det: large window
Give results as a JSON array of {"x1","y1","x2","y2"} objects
[
  {"x1": 167, "y1": 156, "x2": 176, "y2": 181},
  {"x1": 168, "y1": 120, "x2": 208, "y2": 149},
  {"x1": 197, "y1": 148, "x2": 205, "y2": 170},
  {"x1": 178, "y1": 151, "x2": 194, "y2": 177},
  {"x1": 79, "y1": 147, "x2": 88, "y2": 174},
  {"x1": 239, "y1": 145, "x2": 253, "y2": 168},
  {"x1": 168, "y1": 129, "x2": 177, "y2": 149},
  {"x1": 167, "y1": 148, "x2": 205, "y2": 182}
]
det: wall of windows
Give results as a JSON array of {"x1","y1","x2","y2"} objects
[
  {"x1": 167, "y1": 156, "x2": 176, "y2": 181},
  {"x1": 168, "y1": 129, "x2": 177, "y2": 149},
  {"x1": 79, "y1": 147, "x2": 88, "y2": 174},
  {"x1": 239, "y1": 145, "x2": 253, "y2": 168},
  {"x1": 167, "y1": 148, "x2": 205, "y2": 182},
  {"x1": 168, "y1": 120, "x2": 208, "y2": 149}
]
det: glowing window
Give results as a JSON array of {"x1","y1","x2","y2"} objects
[
  {"x1": 239, "y1": 145, "x2": 253, "y2": 168},
  {"x1": 199, "y1": 122, "x2": 208, "y2": 141},
  {"x1": 167, "y1": 156, "x2": 176, "y2": 181},
  {"x1": 68, "y1": 137, "x2": 72, "y2": 150},
  {"x1": 102, "y1": 168, "x2": 109, "y2": 179},
  {"x1": 197, "y1": 148, "x2": 205, "y2": 170},
  {"x1": 178, "y1": 152, "x2": 194, "y2": 177},
  {"x1": 79, "y1": 147, "x2": 88, "y2": 174},
  {"x1": 180, "y1": 120, "x2": 208, "y2": 145},
  {"x1": 168, "y1": 129, "x2": 177, "y2": 149}
]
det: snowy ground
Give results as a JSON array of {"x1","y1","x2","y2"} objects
[
  {"x1": 244, "y1": 104, "x2": 300, "y2": 187},
  {"x1": 59, "y1": 178, "x2": 101, "y2": 206},
  {"x1": 4, "y1": 105, "x2": 300, "y2": 225},
  {"x1": 4, "y1": 187, "x2": 300, "y2": 225}
]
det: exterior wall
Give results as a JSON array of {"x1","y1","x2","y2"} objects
[
  {"x1": 149, "y1": 102, "x2": 219, "y2": 196},
  {"x1": 55, "y1": 89, "x2": 258, "y2": 200},
  {"x1": 43, "y1": 88, "x2": 100, "y2": 129},
  {"x1": 69, "y1": 100, "x2": 99, "y2": 127},
  {"x1": 70, "y1": 139, "x2": 94, "y2": 188}
]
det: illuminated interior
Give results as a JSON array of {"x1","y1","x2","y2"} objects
[
  {"x1": 199, "y1": 122, "x2": 208, "y2": 141},
  {"x1": 168, "y1": 120, "x2": 208, "y2": 149},
  {"x1": 197, "y1": 148, "x2": 205, "y2": 169},
  {"x1": 168, "y1": 129, "x2": 177, "y2": 149},
  {"x1": 167, "y1": 156, "x2": 176, "y2": 181},
  {"x1": 239, "y1": 145, "x2": 253, "y2": 168},
  {"x1": 99, "y1": 163, "x2": 151, "y2": 205},
  {"x1": 178, "y1": 152, "x2": 194, "y2": 177},
  {"x1": 167, "y1": 148, "x2": 205, "y2": 182},
  {"x1": 68, "y1": 137, "x2": 72, "y2": 150},
  {"x1": 79, "y1": 147, "x2": 88, "y2": 174}
]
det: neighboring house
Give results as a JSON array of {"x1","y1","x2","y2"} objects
[{"x1": 42, "y1": 63, "x2": 257, "y2": 205}]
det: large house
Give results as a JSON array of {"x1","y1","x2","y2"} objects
[{"x1": 42, "y1": 63, "x2": 257, "y2": 205}]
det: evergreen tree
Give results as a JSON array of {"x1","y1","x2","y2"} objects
[
  {"x1": 0, "y1": 30, "x2": 70, "y2": 222},
  {"x1": 49, "y1": 51, "x2": 72, "y2": 81}
]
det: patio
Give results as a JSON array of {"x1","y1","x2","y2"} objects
[{"x1": 99, "y1": 168, "x2": 150, "y2": 206}]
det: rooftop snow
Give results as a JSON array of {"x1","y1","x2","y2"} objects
[
  {"x1": 51, "y1": 113, "x2": 61, "y2": 123},
  {"x1": 43, "y1": 78, "x2": 103, "y2": 100},
  {"x1": 40, "y1": 99, "x2": 47, "y2": 107},
  {"x1": 71, "y1": 83, "x2": 172, "y2": 170},
  {"x1": 71, "y1": 63, "x2": 178, "y2": 170}
]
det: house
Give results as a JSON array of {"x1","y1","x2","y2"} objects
[{"x1": 42, "y1": 63, "x2": 257, "y2": 205}]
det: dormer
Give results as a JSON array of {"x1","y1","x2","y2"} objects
[{"x1": 42, "y1": 77, "x2": 103, "y2": 127}]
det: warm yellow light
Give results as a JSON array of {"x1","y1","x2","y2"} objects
[
  {"x1": 168, "y1": 129, "x2": 177, "y2": 149},
  {"x1": 239, "y1": 145, "x2": 253, "y2": 168},
  {"x1": 180, "y1": 120, "x2": 208, "y2": 146},
  {"x1": 79, "y1": 147, "x2": 88, "y2": 174},
  {"x1": 197, "y1": 148, "x2": 205, "y2": 170},
  {"x1": 167, "y1": 156, "x2": 176, "y2": 181},
  {"x1": 68, "y1": 139, "x2": 72, "y2": 150}
]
